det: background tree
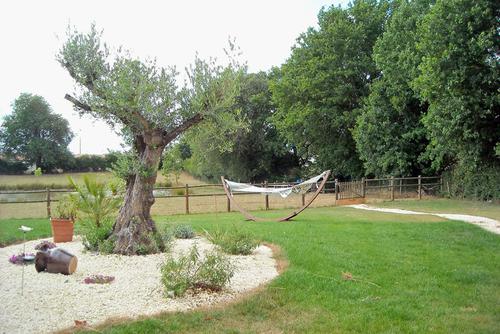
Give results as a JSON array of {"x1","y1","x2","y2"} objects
[
  {"x1": 270, "y1": 0, "x2": 390, "y2": 178},
  {"x1": 354, "y1": 0, "x2": 433, "y2": 177},
  {"x1": 161, "y1": 145, "x2": 184, "y2": 185},
  {"x1": 58, "y1": 25, "x2": 243, "y2": 254},
  {"x1": 0, "y1": 93, "x2": 73, "y2": 172},
  {"x1": 184, "y1": 72, "x2": 300, "y2": 182},
  {"x1": 413, "y1": 0, "x2": 499, "y2": 173}
]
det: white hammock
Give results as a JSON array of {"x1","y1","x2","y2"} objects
[{"x1": 224, "y1": 171, "x2": 329, "y2": 198}]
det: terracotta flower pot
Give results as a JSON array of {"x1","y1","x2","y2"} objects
[{"x1": 50, "y1": 218, "x2": 74, "y2": 243}]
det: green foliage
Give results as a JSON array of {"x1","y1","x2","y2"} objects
[
  {"x1": 107, "y1": 178, "x2": 125, "y2": 196},
  {"x1": 54, "y1": 195, "x2": 78, "y2": 220},
  {"x1": 0, "y1": 158, "x2": 28, "y2": 174},
  {"x1": 161, "y1": 146, "x2": 184, "y2": 185},
  {"x1": 135, "y1": 232, "x2": 163, "y2": 255},
  {"x1": 172, "y1": 224, "x2": 196, "y2": 239},
  {"x1": 354, "y1": 0, "x2": 433, "y2": 177},
  {"x1": 62, "y1": 153, "x2": 118, "y2": 172},
  {"x1": 161, "y1": 245, "x2": 234, "y2": 297},
  {"x1": 185, "y1": 72, "x2": 301, "y2": 182},
  {"x1": 270, "y1": 1, "x2": 390, "y2": 177},
  {"x1": 69, "y1": 176, "x2": 121, "y2": 228},
  {"x1": 79, "y1": 217, "x2": 114, "y2": 251},
  {"x1": 205, "y1": 226, "x2": 259, "y2": 255},
  {"x1": 158, "y1": 226, "x2": 174, "y2": 251},
  {"x1": 69, "y1": 176, "x2": 121, "y2": 251},
  {"x1": 443, "y1": 164, "x2": 500, "y2": 201},
  {"x1": 34, "y1": 168, "x2": 42, "y2": 177},
  {"x1": 0, "y1": 93, "x2": 73, "y2": 172},
  {"x1": 413, "y1": 0, "x2": 499, "y2": 171},
  {"x1": 97, "y1": 235, "x2": 117, "y2": 254},
  {"x1": 110, "y1": 151, "x2": 138, "y2": 181},
  {"x1": 58, "y1": 24, "x2": 243, "y2": 148}
]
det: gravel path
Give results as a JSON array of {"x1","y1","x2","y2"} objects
[
  {"x1": 0, "y1": 237, "x2": 278, "y2": 334},
  {"x1": 349, "y1": 204, "x2": 500, "y2": 235}
]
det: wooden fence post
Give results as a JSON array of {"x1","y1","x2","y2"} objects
[
  {"x1": 46, "y1": 188, "x2": 51, "y2": 218},
  {"x1": 335, "y1": 179, "x2": 339, "y2": 201},
  {"x1": 361, "y1": 177, "x2": 365, "y2": 198},
  {"x1": 418, "y1": 175, "x2": 422, "y2": 200},
  {"x1": 185, "y1": 184, "x2": 189, "y2": 214},
  {"x1": 227, "y1": 196, "x2": 231, "y2": 212},
  {"x1": 301, "y1": 194, "x2": 305, "y2": 206},
  {"x1": 400, "y1": 176, "x2": 403, "y2": 195},
  {"x1": 390, "y1": 176, "x2": 395, "y2": 201},
  {"x1": 440, "y1": 175, "x2": 443, "y2": 195},
  {"x1": 264, "y1": 181, "x2": 269, "y2": 210}
]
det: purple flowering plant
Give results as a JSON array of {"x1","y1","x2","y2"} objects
[
  {"x1": 83, "y1": 274, "x2": 115, "y2": 284},
  {"x1": 34, "y1": 240, "x2": 57, "y2": 251},
  {"x1": 9, "y1": 253, "x2": 35, "y2": 265}
]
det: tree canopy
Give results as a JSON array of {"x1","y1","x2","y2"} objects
[
  {"x1": 413, "y1": 0, "x2": 499, "y2": 172},
  {"x1": 353, "y1": 0, "x2": 433, "y2": 176},
  {"x1": 184, "y1": 72, "x2": 300, "y2": 182},
  {"x1": 270, "y1": 0, "x2": 390, "y2": 178},
  {"x1": 0, "y1": 93, "x2": 73, "y2": 171},
  {"x1": 58, "y1": 25, "x2": 244, "y2": 254}
]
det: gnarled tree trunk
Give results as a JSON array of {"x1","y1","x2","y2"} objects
[{"x1": 111, "y1": 131, "x2": 166, "y2": 255}]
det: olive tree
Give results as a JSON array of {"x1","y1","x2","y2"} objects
[{"x1": 58, "y1": 25, "x2": 242, "y2": 254}]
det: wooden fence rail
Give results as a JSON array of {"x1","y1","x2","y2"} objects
[{"x1": 0, "y1": 175, "x2": 442, "y2": 218}]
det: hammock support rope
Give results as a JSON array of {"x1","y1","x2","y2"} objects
[{"x1": 221, "y1": 170, "x2": 331, "y2": 222}]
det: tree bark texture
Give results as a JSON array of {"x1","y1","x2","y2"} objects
[{"x1": 111, "y1": 131, "x2": 166, "y2": 254}]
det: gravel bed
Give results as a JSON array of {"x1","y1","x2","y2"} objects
[
  {"x1": 349, "y1": 204, "x2": 500, "y2": 234},
  {"x1": 0, "y1": 236, "x2": 278, "y2": 334}
]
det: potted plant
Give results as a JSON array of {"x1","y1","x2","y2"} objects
[{"x1": 51, "y1": 195, "x2": 78, "y2": 242}]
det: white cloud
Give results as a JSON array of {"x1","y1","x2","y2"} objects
[{"x1": 0, "y1": 0, "x2": 347, "y2": 154}]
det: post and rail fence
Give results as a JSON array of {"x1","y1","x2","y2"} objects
[{"x1": 0, "y1": 175, "x2": 443, "y2": 219}]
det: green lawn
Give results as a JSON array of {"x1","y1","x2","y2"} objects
[{"x1": 1, "y1": 204, "x2": 499, "y2": 333}]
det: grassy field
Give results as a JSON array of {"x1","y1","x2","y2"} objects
[
  {"x1": 0, "y1": 171, "x2": 207, "y2": 188},
  {"x1": 0, "y1": 172, "x2": 113, "y2": 188},
  {"x1": 1, "y1": 203, "x2": 499, "y2": 333}
]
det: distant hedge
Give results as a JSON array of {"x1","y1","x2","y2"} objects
[
  {"x1": 0, "y1": 158, "x2": 28, "y2": 174},
  {"x1": 0, "y1": 152, "x2": 121, "y2": 175},
  {"x1": 62, "y1": 153, "x2": 119, "y2": 172}
]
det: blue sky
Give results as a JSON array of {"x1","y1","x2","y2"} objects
[{"x1": 0, "y1": 0, "x2": 349, "y2": 154}]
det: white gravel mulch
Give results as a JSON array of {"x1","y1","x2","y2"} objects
[
  {"x1": 0, "y1": 237, "x2": 279, "y2": 334},
  {"x1": 349, "y1": 204, "x2": 500, "y2": 235}
]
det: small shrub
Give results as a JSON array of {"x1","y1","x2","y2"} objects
[
  {"x1": 97, "y1": 236, "x2": 116, "y2": 254},
  {"x1": 34, "y1": 167, "x2": 42, "y2": 176},
  {"x1": 156, "y1": 180, "x2": 172, "y2": 188},
  {"x1": 173, "y1": 225, "x2": 196, "y2": 239},
  {"x1": 134, "y1": 231, "x2": 170, "y2": 255},
  {"x1": 158, "y1": 227, "x2": 174, "y2": 252},
  {"x1": 34, "y1": 241, "x2": 57, "y2": 251},
  {"x1": 174, "y1": 188, "x2": 186, "y2": 196},
  {"x1": 84, "y1": 274, "x2": 115, "y2": 284},
  {"x1": 80, "y1": 218, "x2": 113, "y2": 251},
  {"x1": 195, "y1": 251, "x2": 234, "y2": 292},
  {"x1": 205, "y1": 227, "x2": 259, "y2": 255},
  {"x1": 108, "y1": 178, "x2": 125, "y2": 196},
  {"x1": 69, "y1": 176, "x2": 121, "y2": 252},
  {"x1": 160, "y1": 245, "x2": 234, "y2": 297},
  {"x1": 54, "y1": 195, "x2": 78, "y2": 220}
]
